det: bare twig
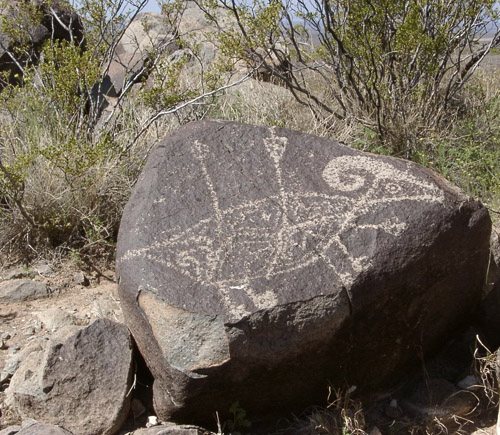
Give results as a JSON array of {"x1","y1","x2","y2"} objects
[{"x1": 122, "y1": 70, "x2": 256, "y2": 152}]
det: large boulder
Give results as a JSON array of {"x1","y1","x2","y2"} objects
[
  {"x1": 101, "y1": 13, "x2": 178, "y2": 98},
  {"x1": 5, "y1": 319, "x2": 134, "y2": 435},
  {"x1": 116, "y1": 120, "x2": 491, "y2": 426},
  {"x1": 0, "y1": 0, "x2": 84, "y2": 89}
]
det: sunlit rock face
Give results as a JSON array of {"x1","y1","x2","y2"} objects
[{"x1": 117, "y1": 120, "x2": 491, "y2": 426}]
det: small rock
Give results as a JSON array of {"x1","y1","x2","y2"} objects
[
  {"x1": 6, "y1": 319, "x2": 134, "y2": 435},
  {"x1": 0, "y1": 339, "x2": 8, "y2": 350},
  {"x1": 0, "y1": 426, "x2": 22, "y2": 435},
  {"x1": 146, "y1": 416, "x2": 159, "y2": 427},
  {"x1": 2, "y1": 332, "x2": 12, "y2": 340},
  {"x1": 2, "y1": 268, "x2": 33, "y2": 281},
  {"x1": 1, "y1": 339, "x2": 46, "y2": 385},
  {"x1": 0, "y1": 280, "x2": 50, "y2": 303},
  {"x1": 73, "y1": 272, "x2": 90, "y2": 287},
  {"x1": 17, "y1": 424, "x2": 73, "y2": 435},
  {"x1": 36, "y1": 308, "x2": 78, "y2": 332},
  {"x1": 401, "y1": 377, "x2": 477, "y2": 423},
  {"x1": 441, "y1": 390, "x2": 478, "y2": 419},
  {"x1": 402, "y1": 378, "x2": 458, "y2": 416},
  {"x1": 33, "y1": 263, "x2": 53, "y2": 277}
]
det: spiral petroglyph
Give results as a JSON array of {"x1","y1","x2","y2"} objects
[{"x1": 121, "y1": 127, "x2": 445, "y2": 320}]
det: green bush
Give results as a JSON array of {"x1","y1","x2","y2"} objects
[{"x1": 0, "y1": 0, "x2": 191, "y2": 261}]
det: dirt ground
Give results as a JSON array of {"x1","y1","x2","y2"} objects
[{"x1": 0, "y1": 258, "x2": 499, "y2": 435}]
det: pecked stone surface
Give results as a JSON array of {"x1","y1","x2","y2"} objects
[{"x1": 116, "y1": 120, "x2": 491, "y2": 426}]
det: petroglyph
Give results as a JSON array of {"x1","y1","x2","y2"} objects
[{"x1": 122, "y1": 128, "x2": 445, "y2": 320}]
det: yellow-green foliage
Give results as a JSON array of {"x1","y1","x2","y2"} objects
[
  {"x1": 0, "y1": 1, "x2": 154, "y2": 258},
  {"x1": 275, "y1": 0, "x2": 500, "y2": 156},
  {"x1": 0, "y1": 0, "x2": 499, "y2": 262}
]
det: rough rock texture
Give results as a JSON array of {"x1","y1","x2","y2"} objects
[
  {"x1": 0, "y1": 0, "x2": 84, "y2": 88},
  {"x1": 16, "y1": 424, "x2": 74, "y2": 435},
  {"x1": 0, "y1": 426, "x2": 22, "y2": 435},
  {"x1": 103, "y1": 13, "x2": 178, "y2": 97},
  {"x1": 0, "y1": 280, "x2": 50, "y2": 302},
  {"x1": 173, "y1": 1, "x2": 287, "y2": 83},
  {"x1": 1, "y1": 338, "x2": 46, "y2": 385},
  {"x1": 130, "y1": 424, "x2": 213, "y2": 435},
  {"x1": 476, "y1": 226, "x2": 500, "y2": 347},
  {"x1": 35, "y1": 307, "x2": 79, "y2": 332},
  {"x1": 5, "y1": 319, "x2": 133, "y2": 435},
  {"x1": 176, "y1": 1, "x2": 233, "y2": 66},
  {"x1": 116, "y1": 120, "x2": 491, "y2": 425}
]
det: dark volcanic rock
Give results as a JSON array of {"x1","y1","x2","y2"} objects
[
  {"x1": 477, "y1": 226, "x2": 500, "y2": 347},
  {"x1": 5, "y1": 319, "x2": 133, "y2": 435},
  {"x1": 116, "y1": 120, "x2": 491, "y2": 426}
]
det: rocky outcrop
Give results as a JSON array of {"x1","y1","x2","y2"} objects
[
  {"x1": 99, "y1": 1, "x2": 288, "y2": 101},
  {"x1": 0, "y1": 0, "x2": 84, "y2": 89},
  {"x1": 116, "y1": 120, "x2": 491, "y2": 426},
  {"x1": 174, "y1": 1, "x2": 290, "y2": 84},
  {"x1": 100, "y1": 13, "x2": 178, "y2": 98},
  {"x1": 0, "y1": 422, "x2": 74, "y2": 435},
  {"x1": 5, "y1": 319, "x2": 134, "y2": 435}
]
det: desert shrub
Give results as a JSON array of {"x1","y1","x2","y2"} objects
[
  {"x1": 410, "y1": 73, "x2": 500, "y2": 211},
  {"x1": 0, "y1": 0, "x2": 218, "y2": 261},
  {"x1": 206, "y1": 0, "x2": 500, "y2": 212},
  {"x1": 199, "y1": 0, "x2": 500, "y2": 153},
  {"x1": 0, "y1": 40, "x2": 137, "y2": 259}
]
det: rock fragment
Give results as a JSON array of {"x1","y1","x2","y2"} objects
[
  {"x1": 0, "y1": 280, "x2": 50, "y2": 303},
  {"x1": 5, "y1": 319, "x2": 133, "y2": 435}
]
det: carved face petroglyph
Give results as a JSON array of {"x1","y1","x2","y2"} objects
[{"x1": 122, "y1": 129, "x2": 445, "y2": 320}]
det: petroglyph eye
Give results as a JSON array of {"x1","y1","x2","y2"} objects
[
  {"x1": 322, "y1": 156, "x2": 373, "y2": 191},
  {"x1": 382, "y1": 182, "x2": 402, "y2": 195}
]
